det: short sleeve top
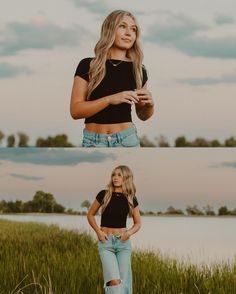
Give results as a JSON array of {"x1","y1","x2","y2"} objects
[
  {"x1": 96, "y1": 190, "x2": 139, "y2": 228},
  {"x1": 74, "y1": 58, "x2": 148, "y2": 124}
]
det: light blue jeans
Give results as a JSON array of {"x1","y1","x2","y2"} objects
[
  {"x1": 82, "y1": 126, "x2": 140, "y2": 147},
  {"x1": 98, "y1": 235, "x2": 132, "y2": 294}
]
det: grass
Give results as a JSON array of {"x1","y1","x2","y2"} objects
[{"x1": 0, "y1": 219, "x2": 235, "y2": 294}]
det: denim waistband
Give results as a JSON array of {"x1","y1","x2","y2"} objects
[{"x1": 83, "y1": 125, "x2": 136, "y2": 140}]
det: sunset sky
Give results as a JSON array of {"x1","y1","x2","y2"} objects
[
  {"x1": 1, "y1": 0, "x2": 236, "y2": 146},
  {"x1": 0, "y1": 148, "x2": 235, "y2": 212}
]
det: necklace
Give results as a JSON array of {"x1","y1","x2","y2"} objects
[{"x1": 108, "y1": 59, "x2": 124, "y2": 67}]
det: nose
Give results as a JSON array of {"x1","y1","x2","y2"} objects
[{"x1": 125, "y1": 27, "x2": 131, "y2": 35}]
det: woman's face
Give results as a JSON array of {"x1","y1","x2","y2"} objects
[
  {"x1": 113, "y1": 15, "x2": 137, "y2": 50},
  {"x1": 112, "y1": 168, "x2": 123, "y2": 188}
]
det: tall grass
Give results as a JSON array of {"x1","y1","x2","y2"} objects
[{"x1": 0, "y1": 219, "x2": 235, "y2": 294}]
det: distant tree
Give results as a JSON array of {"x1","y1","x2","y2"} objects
[
  {"x1": 81, "y1": 200, "x2": 91, "y2": 211},
  {"x1": 203, "y1": 205, "x2": 215, "y2": 216},
  {"x1": 35, "y1": 134, "x2": 74, "y2": 147},
  {"x1": 175, "y1": 136, "x2": 189, "y2": 147},
  {"x1": 229, "y1": 208, "x2": 236, "y2": 216},
  {"x1": 0, "y1": 200, "x2": 7, "y2": 213},
  {"x1": 32, "y1": 191, "x2": 57, "y2": 212},
  {"x1": 211, "y1": 140, "x2": 221, "y2": 147},
  {"x1": 17, "y1": 132, "x2": 29, "y2": 147},
  {"x1": 53, "y1": 203, "x2": 65, "y2": 213},
  {"x1": 140, "y1": 135, "x2": 156, "y2": 147},
  {"x1": 224, "y1": 137, "x2": 236, "y2": 147},
  {"x1": 7, "y1": 134, "x2": 15, "y2": 147},
  {"x1": 165, "y1": 206, "x2": 184, "y2": 215},
  {"x1": 157, "y1": 135, "x2": 169, "y2": 147},
  {"x1": 186, "y1": 205, "x2": 204, "y2": 215},
  {"x1": 218, "y1": 206, "x2": 230, "y2": 215},
  {"x1": 0, "y1": 130, "x2": 4, "y2": 146},
  {"x1": 190, "y1": 137, "x2": 210, "y2": 147}
]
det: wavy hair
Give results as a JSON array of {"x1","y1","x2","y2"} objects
[
  {"x1": 101, "y1": 165, "x2": 136, "y2": 217},
  {"x1": 87, "y1": 10, "x2": 144, "y2": 99}
]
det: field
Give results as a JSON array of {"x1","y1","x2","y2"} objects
[{"x1": 0, "y1": 219, "x2": 235, "y2": 294}]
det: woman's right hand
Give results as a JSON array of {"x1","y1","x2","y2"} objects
[
  {"x1": 97, "y1": 230, "x2": 108, "y2": 242},
  {"x1": 107, "y1": 91, "x2": 140, "y2": 105}
]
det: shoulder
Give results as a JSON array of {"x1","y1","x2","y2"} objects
[
  {"x1": 96, "y1": 190, "x2": 106, "y2": 204},
  {"x1": 74, "y1": 57, "x2": 93, "y2": 80},
  {"x1": 76, "y1": 57, "x2": 93, "y2": 70},
  {"x1": 141, "y1": 64, "x2": 148, "y2": 85},
  {"x1": 133, "y1": 195, "x2": 139, "y2": 207}
]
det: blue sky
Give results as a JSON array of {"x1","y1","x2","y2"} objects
[
  {"x1": 0, "y1": 0, "x2": 236, "y2": 145},
  {"x1": 0, "y1": 148, "x2": 235, "y2": 212}
]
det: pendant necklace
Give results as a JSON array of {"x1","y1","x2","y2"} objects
[{"x1": 108, "y1": 59, "x2": 124, "y2": 67}]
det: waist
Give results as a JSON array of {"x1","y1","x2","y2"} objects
[
  {"x1": 101, "y1": 227, "x2": 127, "y2": 236},
  {"x1": 85, "y1": 122, "x2": 133, "y2": 134}
]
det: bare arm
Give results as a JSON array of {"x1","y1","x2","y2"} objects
[
  {"x1": 87, "y1": 199, "x2": 108, "y2": 241},
  {"x1": 70, "y1": 76, "x2": 140, "y2": 120},
  {"x1": 135, "y1": 83, "x2": 154, "y2": 121},
  {"x1": 121, "y1": 206, "x2": 141, "y2": 241}
]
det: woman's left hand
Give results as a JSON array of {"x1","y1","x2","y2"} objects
[
  {"x1": 135, "y1": 89, "x2": 154, "y2": 107},
  {"x1": 120, "y1": 230, "x2": 131, "y2": 241}
]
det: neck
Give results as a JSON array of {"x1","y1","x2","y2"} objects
[
  {"x1": 108, "y1": 47, "x2": 128, "y2": 60},
  {"x1": 114, "y1": 187, "x2": 123, "y2": 192}
]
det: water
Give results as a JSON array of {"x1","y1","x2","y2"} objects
[{"x1": 1, "y1": 214, "x2": 235, "y2": 266}]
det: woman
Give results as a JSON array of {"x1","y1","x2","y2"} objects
[
  {"x1": 87, "y1": 165, "x2": 141, "y2": 293},
  {"x1": 70, "y1": 10, "x2": 154, "y2": 147}
]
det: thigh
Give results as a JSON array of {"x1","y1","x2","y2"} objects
[
  {"x1": 98, "y1": 241, "x2": 121, "y2": 283},
  {"x1": 116, "y1": 239, "x2": 132, "y2": 277}
]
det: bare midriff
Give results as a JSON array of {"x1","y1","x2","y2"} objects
[
  {"x1": 101, "y1": 227, "x2": 127, "y2": 235},
  {"x1": 85, "y1": 122, "x2": 133, "y2": 134}
]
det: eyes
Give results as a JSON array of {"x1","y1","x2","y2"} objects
[{"x1": 119, "y1": 24, "x2": 137, "y2": 33}]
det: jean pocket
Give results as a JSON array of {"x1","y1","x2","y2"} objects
[{"x1": 120, "y1": 132, "x2": 140, "y2": 147}]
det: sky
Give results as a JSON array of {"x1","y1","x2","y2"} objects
[
  {"x1": 0, "y1": 0, "x2": 236, "y2": 146},
  {"x1": 0, "y1": 148, "x2": 235, "y2": 212}
]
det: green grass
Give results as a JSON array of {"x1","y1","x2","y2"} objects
[{"x1": 0, "y1": 219, "x2": 235, "y2": 294}]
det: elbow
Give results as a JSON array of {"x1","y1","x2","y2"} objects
[{"x1": 70, "y1": 109, "x2": 83, "y2": 120}]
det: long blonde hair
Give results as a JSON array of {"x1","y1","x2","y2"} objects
[
  {"x1": 87, "y1": 10, "x2": 144, "y2": 99},
  {"x1": 101, "y1": 165, "x2": 136, "y2": 217}
]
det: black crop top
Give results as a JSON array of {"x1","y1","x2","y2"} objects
[
  {"x1": 96, "y1": 190, "x2": 139, "y2": 228},
  {"x1": 74, "y1": 57, "x2": 148, "y2": 124}
]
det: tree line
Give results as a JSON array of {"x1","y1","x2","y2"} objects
[
  {"x1": 1, "y1": 194, "x2": 235, "y2": 216},
  {"x1": 1, "y1": 130, "x2": 236, "y2": 147},
  {"x1": 0, "y1": 191, "x2": 65, "y2": 213}
]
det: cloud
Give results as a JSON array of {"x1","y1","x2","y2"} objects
[
  {"x1": 145, "y1": 11, "x2": 236, "y2": 59},
  {"x1": 214, "y1": 14, "x2": 235, "y2": 25},
  {"x1": 72, "y1": 0, "x2": 110, "y2": 14},
  {"x1": 0, "y1": 20, "x2": 88, "y2": 56},
  {"x1": 10, "y1": 173, "x2": 44, "y2": 181},
  {"x1": 178, "y1": 71, "x2": 236, "y2": 86},
  {"x1": 0, "y1": 149, "x2": 117, "y2": 166},
  {"x1": 210, "y1": 162, "x2": 236, "y2": 169},
  {"x1": 0, "y1": 62, "x2": 32, "y2": 79}
]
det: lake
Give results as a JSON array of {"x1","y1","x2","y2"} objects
[{"x1": 1, "y1": 214, "x2": 235, "y2": 266}]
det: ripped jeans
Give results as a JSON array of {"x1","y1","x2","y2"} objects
[{"x1": 98, "y1": 234, "x2": 132, "y2": 294}]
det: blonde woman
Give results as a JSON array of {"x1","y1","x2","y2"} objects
[
  {"x1": 87, "y1": 165, "x2": 141, "y2": 293},
  {"x1": 70, "y1": 10, "x2": 154, "y2": 147}
]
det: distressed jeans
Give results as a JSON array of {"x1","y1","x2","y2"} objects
[
  {"x1": 82, "y1": 126, "x2": 140, "y2": 147},
  {"x1": 98, "y1": 234, "x2": 132, "y2": 294}
]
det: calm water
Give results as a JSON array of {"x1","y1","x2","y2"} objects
[{"x1": 1, "y1": 214, "x2": 235, "y2": 266}]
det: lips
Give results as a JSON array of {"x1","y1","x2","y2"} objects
[{"x1": 122, "y1": 38, "x2": 132, "y2": 42}]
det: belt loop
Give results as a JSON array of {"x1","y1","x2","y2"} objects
[{"x1": 96, "y1": 133, "x2": 99, "y2": 145}]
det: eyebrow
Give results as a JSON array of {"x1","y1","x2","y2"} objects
[{"x1": 120, "y1": 21, "x2": 137, "y2": 28}]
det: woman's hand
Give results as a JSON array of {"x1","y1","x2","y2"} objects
[
  {"x1": 108, "y1": 91, "x2": 140, "y2": 105},
  {"x1": 120, "y1": 230, "x2": 131, "y2": 241},
  {"x1": 97, "y1": 230, "x2": 108, "y2": 242},
  {"x1": 135, "y1": 89, "x2": 154, "y2": 107}
]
